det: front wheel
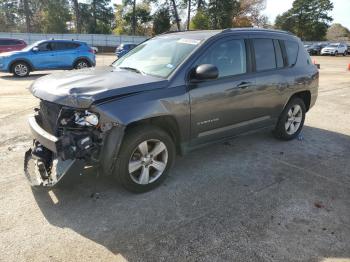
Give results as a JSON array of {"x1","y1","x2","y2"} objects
[
  {"x1": 274, "y1": 97, "x2": 306, "y2": 140},
  {"x1": 12, "y1": 62, "x2": 30, "y2": 77},
  {"x1": 113, "y1": 126, "x2": 175, "y2": 193}
]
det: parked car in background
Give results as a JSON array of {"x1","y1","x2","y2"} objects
[
  {"x1": 0, "y1": 39, "x2": 95, "y2": 77},
  {"x1": 0, "y1": 38, "x2": 27, "y2": 53},
  {"x1": 115, "y1": 43, "x2": 137, "y2": 58},
  {"x1": 306, "y1": 43, "x2": 328, "y2": 55},
  {"x1": 321, "y1": 43, "x2": 348, "y2": 56},
  {"x1": 24, "y1": 29, "x2": 318, "y2": 193}
]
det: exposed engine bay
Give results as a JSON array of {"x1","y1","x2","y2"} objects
[{"x1": 24, "y1": 100, "x2": 121, "y2": 187}]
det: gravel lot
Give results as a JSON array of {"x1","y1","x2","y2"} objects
[{"x1": 0, "y1": 55, "x2": 349, "y2": 262}]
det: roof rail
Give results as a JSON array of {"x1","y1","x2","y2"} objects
[
  {"x1": 160, "y1": 29, "x2": 213, "y2": 35},
  {"x1": 221, "y1": 28, "x2": 293, "y2": 35}
]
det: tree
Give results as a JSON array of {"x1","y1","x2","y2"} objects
[
  {"x1": 42, "y1": 0, "x2": 71, "y2": 33},
  {"x1": 326, "y1": 23, "x2": 350, "y2": 41},
  {"x1": 71, "y1": 0, "x2": 81, "y2": 33},
  {"x1": 169, "y1": 0, "x2": 181, "y2": 30},
  {"x1": 153, "y1": 7, "x2": 171, "y2": 34},
  {"x1": 189, "y1": 10, "x2": 209, "y2": 29},
  {"x1": 123, "y1": 0, "x2": 137, "y2": 35},
  {"x1": 233, "y1": 0, "x2": 268, "y2": 27},
  {"x1": 0, "y1": 0, "x2": 18, "y2": 32},
  {"x1": 22, "y1": 0, "x2": 31, "y2": 32},
  {"x1": 114, "y1": 2, "x2": 152, "y2": 35},
  {"x1": 275, "y1": 0, "x2": 333, "y2": 41},
  {"x1": 80, "y1": 0, "x2": 113, "y2": 34},
  {"x1": 207, "y1": 0, "x2": 240, "y2": 29}
]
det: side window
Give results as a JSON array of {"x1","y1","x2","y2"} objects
[
  {"x1": 273, "y1": 40, "x2": 284, "y2": 68},
  {"x1": 0, "y1": 39, "x2": 12, "y2": 46},
  {"x1": 253, "y1": 39, "x2": 276, "y2": 71},
  {"x1": 197, "y1": 39, "x2": 247, "y2": 78},
  {"x1": 52, "y1": 42, "x2": 79, "y2": 51},
  {"x1": 38, "y1": 42, "x2": 52, "y2": 51},
  {"x1": 284, "y1": 40, "x2": 299, "y2": 67}
]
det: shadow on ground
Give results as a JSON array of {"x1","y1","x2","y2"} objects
[
  {"x1": 31, "y1": 126, "x2": 350, "y2": 261},
  {"x1": 0, "y1": 73, "x2": 48, "y2": 81}
]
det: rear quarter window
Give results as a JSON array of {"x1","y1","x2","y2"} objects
[{"x1": 285, "y1": 40, "x2": 299, "y2": 67}]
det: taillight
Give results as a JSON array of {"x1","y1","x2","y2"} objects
[{"x1": 88, "y1": 48, "x2": 94, "y2": 54}]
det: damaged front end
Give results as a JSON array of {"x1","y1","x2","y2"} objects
[{"x1": 24, "y1": 100, "x2": 120, "y2": 187}]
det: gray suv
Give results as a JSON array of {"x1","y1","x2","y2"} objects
[{"x1": 24, "y1": 29, "x2": 319, "y2": 192}]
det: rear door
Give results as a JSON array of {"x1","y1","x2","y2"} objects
[
  {"x1": 248, "y1": 37, "x2": 289, "y2": 120},
  {"x1": 51, "y1": 42, "x2": 80, "y2": 68},
  {"x1": 189, "y1": 36, "x2": 264, "y2": 145}
]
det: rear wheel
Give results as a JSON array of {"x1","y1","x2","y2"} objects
[
  {"x1": 113, "y1": 126, "x2": 175, "y2": 193},
  {"x1": 274, "y1": 97, "x2": 306, "y2": 141},
  {"x1": 12, "y1": 61, "x2": 30, "y2": 77},
  {"x1": 74, "y1": 59, "x2": 91, "y2": 69},
  {"x1": 343, "y1": 51, "x2": 348, "y2": 56}
]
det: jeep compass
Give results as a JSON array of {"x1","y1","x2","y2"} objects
[{"x1": 24, "y1": 29, "x2": 318, "y2": 192}]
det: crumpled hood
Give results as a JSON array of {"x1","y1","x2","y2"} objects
[{"x1": 29, "y1": 66, "x2": 168, "y2": 108}]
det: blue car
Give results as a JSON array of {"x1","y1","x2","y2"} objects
[
  {"x1": 115, "y1": 43, "x2": 137, "y2": 58},
  {"x1": 0, "y1": 39, "x2": 96, "y2": 77}
]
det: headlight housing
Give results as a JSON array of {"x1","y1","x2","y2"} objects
[{"x1": 74, "y1": 110, "x2": 99, "y2": 126}]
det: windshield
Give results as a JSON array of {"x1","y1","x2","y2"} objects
[
  {"x1": 113, "y1": 37, "x2": 202, "y2": 78},
  {"x1": 22, "y1": 41, "x2": 42, "y2": 51},
  {"x1": 328, "y1": 44, "x2": 339, "y2": 47}
]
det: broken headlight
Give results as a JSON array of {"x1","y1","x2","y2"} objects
[
  {"x1": 60, "y1": 110, "x2": 99, "y2": 127},
  {"x1": 74, "y1": 111, "x2": 99, "y2": 126}
]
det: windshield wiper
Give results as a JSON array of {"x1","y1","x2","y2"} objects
[{"x1": 119, "y1": 66, "x2": 144, "y2": 75}]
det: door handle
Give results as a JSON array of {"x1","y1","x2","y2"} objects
[{"x1": 236, "y1": 81, "x2": 252, "y2": 89}]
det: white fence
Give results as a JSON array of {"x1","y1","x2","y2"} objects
[{"x1": 0, "y1": 32, "x2": 148, "y2": 47}]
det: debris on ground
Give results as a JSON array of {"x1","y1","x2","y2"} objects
[{"x1": 314, "y1": 201, "x2": 325, "y2": 209}]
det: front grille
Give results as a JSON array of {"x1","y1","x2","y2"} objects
[{"x1": 39, "y1": 100, "x2": 62, "y2": 134}]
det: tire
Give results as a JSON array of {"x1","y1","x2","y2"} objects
[
  {"x1": 343, "y1": 51, "x2": 347, "y2": 56},
  {"x1": 74, "y1": 59, "x2": 91, "y2": 69},
  {"x1": 113, "y1": 125, "x2": 176, "y2": 193},
  {"x1": 334, "y1": 51, "x2": 338, "y2": 56},
  {"x1": 12, "y1": 61, "x2": 30, "y2": 77},
  {"x1": 274, "y1": 97, "x2": 306, "y2": 141}
]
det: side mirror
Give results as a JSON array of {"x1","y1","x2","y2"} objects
[
  {"x1": 32, "y1": 47, "x2": 39, "y2": 52},
  {"x1": 192, "y1": 64, "x2": 219, "y2": 81}
]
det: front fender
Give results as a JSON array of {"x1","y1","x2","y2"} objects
[
  {"x1": 92, "y1": 85, "x2": 190, "y2": 148},
  {"x1": 8, "y1": 58, "x2": 35, "y2": 71}
]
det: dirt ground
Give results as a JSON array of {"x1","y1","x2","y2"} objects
[{"x1": 0, "y1": 55, "x2": 349, "y2": 262}]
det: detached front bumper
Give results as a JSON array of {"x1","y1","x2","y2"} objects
[{"x1": 24, "y1": 115, "x2": 85, "y2": 187}]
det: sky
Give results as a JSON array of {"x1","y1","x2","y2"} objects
[
  {"x1": 262, "y1": 0, "x2": 350, "y2": 28},
  {"x1": 111, "y1": 0, "x2": 350, "y2": 29}
]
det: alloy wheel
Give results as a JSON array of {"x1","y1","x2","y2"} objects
[
  {"x1": 128, "y1": 139, "x2": 168, "y2": 185},
  {"x1": 76, "y1": 61, "x2": 88, "y2": 69},
  {"x1": 14, "y1": 64, "x2": 28, "y2": 77},
  {"x1": 285, "y1": 104, "x2": 303, "y2": 135}
]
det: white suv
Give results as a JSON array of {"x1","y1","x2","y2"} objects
[{"x1": 321, "y1": 43, "x2": 348, "y2": 56}]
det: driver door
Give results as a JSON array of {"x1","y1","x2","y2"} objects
[
  {"x1": 189, "y1": 37, "x2": 264, "y2": 146},
  {"x1": 31, "y1": 42, "x2": 57, "y2": 69}
]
